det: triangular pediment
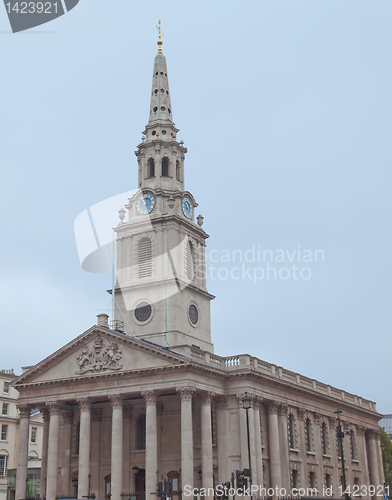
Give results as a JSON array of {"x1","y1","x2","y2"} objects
[{"x1": 15, "y1": 326, "x2": 189, "y2": 386}]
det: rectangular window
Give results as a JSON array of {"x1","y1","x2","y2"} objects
[
  {"x1": 1, "y1": 425, "x2": 7, "y2": 441},
  {"x1": 0, "y1": 455, "x2": 8, "y2": 476},
  {"x1": 31, "y1": 427, "x2": 37, "y2": 444},
  {"x1": 1, "y1": 403, "x2": 8, "y2": 416},
  {"x1": 3, "y1": 382, "x2": 9, "y2": 394}
]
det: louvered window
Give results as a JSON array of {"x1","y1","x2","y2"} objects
[
  {"x1": 185, "y1": 241, "x2": 194, "y2": 281},
  {"x1": 138, "y1": 237, "x2": 152, "y2": 278}
]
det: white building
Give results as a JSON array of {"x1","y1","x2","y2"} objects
[
  {"x1": 0, "y1": 369, "x2": 43, "y2": 500},
  {"x1": 12, "y1": 33, "x2": 384, "y2": 500}
]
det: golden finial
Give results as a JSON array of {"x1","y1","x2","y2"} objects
[{"x1": 156, "y1": 20, "x2": 163, "y2": 53}]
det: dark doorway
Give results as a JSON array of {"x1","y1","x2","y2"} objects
[{"x1": 134, "y1": 468, "x2": 145, "y2": 500}]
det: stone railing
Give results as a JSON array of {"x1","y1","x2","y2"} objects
[{"x1": 184, "y1": 347, "x2": 376, "y2": 412}]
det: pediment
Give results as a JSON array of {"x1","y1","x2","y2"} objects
[{"x1": 15, "y1": 327, "x2": 188, "y2": 386}]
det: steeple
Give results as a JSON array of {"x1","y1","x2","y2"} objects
[
  {"x1": 114, "y1": 28, "x2": 214, "y2": 354},
  {"x1": 135, "y1": 23, "x2": 187, "y2": 191}
]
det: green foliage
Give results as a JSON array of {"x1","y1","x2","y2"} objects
[{"x1": 380, "y1": 428, "x2": 392, "y2": 493}]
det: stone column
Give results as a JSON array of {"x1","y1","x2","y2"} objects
[
  {"x1": 254, "y1": 399, "x2": 264, "y2": 489},
  {"x1": 178, "y1": 387, "x2": 195, "y2": 490},
  {"x1": 357, "y1": 427, "x2": 370, "y2": 500},
  {"x1": 247, "y1": 403, "x2": 257, "y2": 485},
  {"x1": 90, "y1": 410, "x2": 102, "y2": 497},
  {"x1": 277, "y1": 404, "x2": 290, "y2": 492},
  {"x1": 39, "y1": 408, "x2": 49, "y2": 500},
  {"x1": 78, "y1": 398, "x2": 91, "y2": 499},
  {"x1": 375, "y1": 430, "x2": 385, "y2": 488},
  {"x1": 143, "y1": 391, "x2": 158, "y2": 498},
  {"x1": 237, "y1": 396, "x2": 249, "y2": 470},
  {"x1": 201, "y1": 393, "x2": 214, "y2": 497},
  {"x1": 297, "y1": 408, "x2": 308, "y2": 490},
  {"x1": 367, "y1": 430, "x2": 380, "y2": 489},
  {"x1": 267, "y1": 401, "x2": 282, "y2": 494},
  {"x1": 313, "y1": 413, "x2": 324, "y2": 494},
  {"x1": 15, "y1": 404, "x2": 31, "y2": 500},
  {"x1": 122, "y1": 407, "x2": 132, "y2": 495},
  {"x1": 110, "y1": 395, "x2": 123, "y2": 500},
  {"x1": 216, "y1": 398, "x2": 229, "y2": 484},
  {"x1": 46, "y1": 402, "x2": 60, "y2": 500},
  {"x1": 60, "y1": 410, "x2": 73, "y2": 496},
  {"x1": 328, "y1": 416, "x2": 340, "y2": 496},
  {"x1": 343, "y1": 422, "x2": 353, "y2": 493}
]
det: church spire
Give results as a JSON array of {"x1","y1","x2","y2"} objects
[
  {"x1": 147, "y1": 22, "x2": 174, "y2": 130},
  {"x1": 136, "y1": 25, "x2": 186, "y2": 191}
]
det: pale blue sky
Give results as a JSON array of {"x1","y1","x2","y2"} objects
[{"x1": 1, "y1": 1, "x2": 391, "y2": 414}]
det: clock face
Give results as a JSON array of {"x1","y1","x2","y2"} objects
[
  {"x1": 136, "y1": 193, "x2": 156, "y2": 215},
  {"x1": 182, "y1": 195, "x2": 194, "y2": 219}
]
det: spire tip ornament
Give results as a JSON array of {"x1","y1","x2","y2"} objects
[{"x1": 156, "y1": 20, "x2": 163, "y2": 53}]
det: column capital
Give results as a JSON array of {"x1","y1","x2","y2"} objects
[
  {"x1": 109, "y1": 394, "x2": 123, "y2": 409},
  {"x1": 356, "y1": 425, "x2": 366, "y2": 437},
  {"x1": 277, "y1": 403, "x2": 288, "y2": 416},
  {"x1": 91, "y1": 409, "x2": 103, "y2": 422},
  {"x1": 46, "y1": 401, "x2": 60, "y2": 415},
  {"x1": 253, "y1": 396, "x2": 263, "y2": 411},
  {"x1": 297, "y1": 407, "x2": 306, "y2": 421},
  {"x1": 142, "y1": 390, "x2": 157, "y2": 406},
  {"x1": 177, "y1": 387, "x2": 195, "y2": 402},
  {"x1": 201, "y1": 392, "x2": 215, "y2": 406},
  {"x1": 266, "y1": 400, "x2": 279, "y2": 414},
  {"x1": 17, "y1": 404, "x2": 31, "y2": 418},
  {"x1": 366, "y1": 428, "x2": 379, "y2": 440},
  {"x1": 314, "y1": 412, "x2": 322, "y2": 425},
  {"x1": 77, "y1": 397, "x2": 91, "y2": 412},
  {"x1": 60, "y1": 410, "x2": 73, "y2": 424}
]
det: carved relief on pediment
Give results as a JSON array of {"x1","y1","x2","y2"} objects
[{"x1": 76, "y1": 335, "x2": 123, "y2": 375}]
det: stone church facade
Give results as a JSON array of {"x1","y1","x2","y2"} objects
[{"x1": 13, "y1": 32, "x2": 384, "y2": 500}]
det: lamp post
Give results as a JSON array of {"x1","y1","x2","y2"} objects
[
  {"x1": 241, "y1": 392, "x2": 252, "y2": 490},
  {"x1": 335, "y1": 409, "x2": 350, "y2": 500}
]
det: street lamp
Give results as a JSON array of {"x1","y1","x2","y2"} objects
[
  {"x1": 335, "y1": 409, "x2": 350, "y2": 500},
  {"x1": 241, "y1": 392, "x2": 252, "y2": 489}
]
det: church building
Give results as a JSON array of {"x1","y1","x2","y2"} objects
[{"x1": 12, "y1": 31, "x2": 384, "y2": 500}]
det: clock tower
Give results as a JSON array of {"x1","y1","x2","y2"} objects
[{"x1": 113, "y1": 27, "x2": 215, "y2": 354}]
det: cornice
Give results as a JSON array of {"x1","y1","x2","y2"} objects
[{"x1": 224, "y1": 370, "x2": 382, "y2": 419}]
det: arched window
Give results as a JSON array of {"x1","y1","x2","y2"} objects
[
  {"x1": 309, "y1": 471, "x2": 316, "y2": 489},
  {"x1": 138, "y1": 237, "x2": 152, "y2": 278},
  {"x1": 185, "y1": 241, "x2": 194, "y2": 281},
  {"x1": 288, "y1": 414, "x2": 295, "y2": 449},
  {"x1": 176, "y1": 160, "x2": 181, "y2": 181},
  {"x1": 0, "y1": 453, "x2": 8, "y2": 476},
  {"x1": 136, "y1": 414, "x2": 146, "y2": 450},
  {"x1": 321, "y1": 422, "x2": 328, "y2": 455},
  {"x1": 147, "y1": 158, "x2": 155, "y2": 178},
  {"x1": 305, "y1": 418, "x2": 312, "y2": 452},
  {"x1": 325, "y1": 473, "x2": 332, "y2": 488},
  {"x1": 162, "y1": 157, "x2": 169, "y2": 177}
]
